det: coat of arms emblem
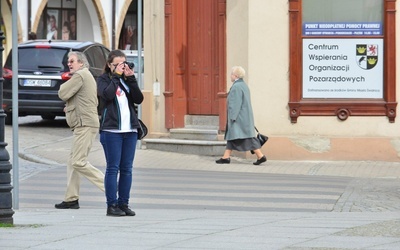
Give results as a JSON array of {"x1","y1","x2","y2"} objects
[{"x1": 356, "y1": 44, "x2": 378, "y2": 70}]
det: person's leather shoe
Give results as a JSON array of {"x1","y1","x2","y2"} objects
[
  {"x1": 107, "y1": 205, "x2": 126, "y2": 216},
  {"x1": 119, "y1": 204, "x2": 136, "y2": 216},
  {"x1": 253, "y1": 155, "x2": 267, "y2": 165},
  {"x1": 216, "y1": 158, "x2": 230, "y2": 164},
  {"x1": 55, "y1": 200, "x2": 79, "y2": 209}
]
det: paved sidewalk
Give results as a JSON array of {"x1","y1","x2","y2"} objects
[
  {"x1": 2, "y1": 134, "x2": 400, "y2": 249},
  {"x1": 18, "y1": 134, "x2": 400, "y2": 179},
  {"x1": 3, "y1": 209, "x2": 400, "y2": 249}
]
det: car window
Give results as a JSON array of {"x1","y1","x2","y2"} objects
[
  {"x1": 6, "y1": 48, "x2": 67, "y2": 70},
  {"x1": 84, "y1": 46, "x2": 107, "y2": 70},
  {"x1": 101, "y1": 47, "x2": 110, "y2": 60}
]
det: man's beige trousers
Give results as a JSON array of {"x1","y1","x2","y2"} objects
[{"x1": 64, "y1": 126, "x2": 105, "y2": 202}]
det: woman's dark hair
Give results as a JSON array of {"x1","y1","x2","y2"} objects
[{"x1": 104, "y1": 50, "x2": 127, "y2": 73}]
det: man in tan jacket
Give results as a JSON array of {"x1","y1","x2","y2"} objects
[{"x1": 55, "y1": 51, "x2": 104, "y2": 209}]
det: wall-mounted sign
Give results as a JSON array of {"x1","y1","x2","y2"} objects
[
  {"x1": 302, "y1": 38, "x2": 383, "y2": 98},
  {"x1": 303, "y1": 22, "x2": 382, "y2": 36}
]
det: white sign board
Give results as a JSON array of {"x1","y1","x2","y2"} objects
[{"x1": 303, "y1": 39, "x2": 383, "y2": 98}]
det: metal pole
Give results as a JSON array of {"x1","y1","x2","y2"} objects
[
  {"x1": 0, "y1": 0, "x2": 14, "y2": 224},
  {"x1": 12, "y1": 0, "x2": 20, "y2": 210},
  {"x1": 112, "y1": 0, "x2": 116, "y2": 50},
  {"x1": 28, "y1": 0, "x2": 32, "y2": 35},
  {"x1": 137, "y1": 0, "x2": 143, "y2": 87},
  {"x1": 137, "y1": 0, "x2": 143, "y2": 148}
]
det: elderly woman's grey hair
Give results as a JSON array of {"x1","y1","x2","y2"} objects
[
  {"x1": 68, "y1": 51, "x2": 90, "y2": 69},
  {"x1": 231, "y1": 66, "x2": 246, "y2": 78}
]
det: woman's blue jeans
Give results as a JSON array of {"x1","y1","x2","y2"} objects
[{"x1": 100, "y1": 131, "x2": 137, "y2": 207}]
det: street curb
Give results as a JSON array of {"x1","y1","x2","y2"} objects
[{"x1": 19, "y1": 150, "x2": 64, "y2": 166}]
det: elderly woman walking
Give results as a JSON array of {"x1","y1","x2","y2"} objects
[{"x1": 216, "y1": 66, "x2": 267, "y2": 165}]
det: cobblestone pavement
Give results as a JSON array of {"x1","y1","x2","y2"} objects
[
  {"x1": 335, "y1": 178, "x2": 400, "y2": 212},
  {"x1": 335, "y1": 219, "x2": 400, "y2": 238}
]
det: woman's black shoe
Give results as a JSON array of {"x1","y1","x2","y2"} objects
[
  {"x1": 119, "y1": 204, "x2": 136, "y2": 216},
  {"x1": 55, "y1": 200, "x2": 79, "y2": 209},
  {"x1": 216, "y1": 158, "x2": 230, "y2": 164},
  {"x1": 107, "y1": 205, "x2": 126, "y2": 216},
  {"x1": 253, "y1": 155, "x2": 267, "y2": 165}
]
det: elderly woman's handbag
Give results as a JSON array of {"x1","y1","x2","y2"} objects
[
  {"x1": 251, "y1": 127, "x2": 268, "y2": 154},
  {"x1": 255, "y1": 127, "x2": 268, "y2": 146}
]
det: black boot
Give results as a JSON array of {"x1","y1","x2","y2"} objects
[
  {"x1": 107, "y1": 204, "x2": 126, "y2": 216},
  {"x1": 119, "y1": 204, "x2": 136, "y2": 216}
]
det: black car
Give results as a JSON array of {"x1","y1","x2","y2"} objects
[{"x1": 2, "y1": 40, "x2": 110, "y2": 125}]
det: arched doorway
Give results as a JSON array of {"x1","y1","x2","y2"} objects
[
  {"x1": 118, "y1": 1, "x2": 143, "y2": 51},
  {"x1": 35, "y1": 1, "x2": 77, "y2": 40}
]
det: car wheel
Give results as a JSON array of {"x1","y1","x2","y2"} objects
[
  {"x1": 5, "y1": 113, "x2": 12, "y2": 125},
  {"x1": 41, "y1": 115, "x2": 56, "y2": 121}
]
